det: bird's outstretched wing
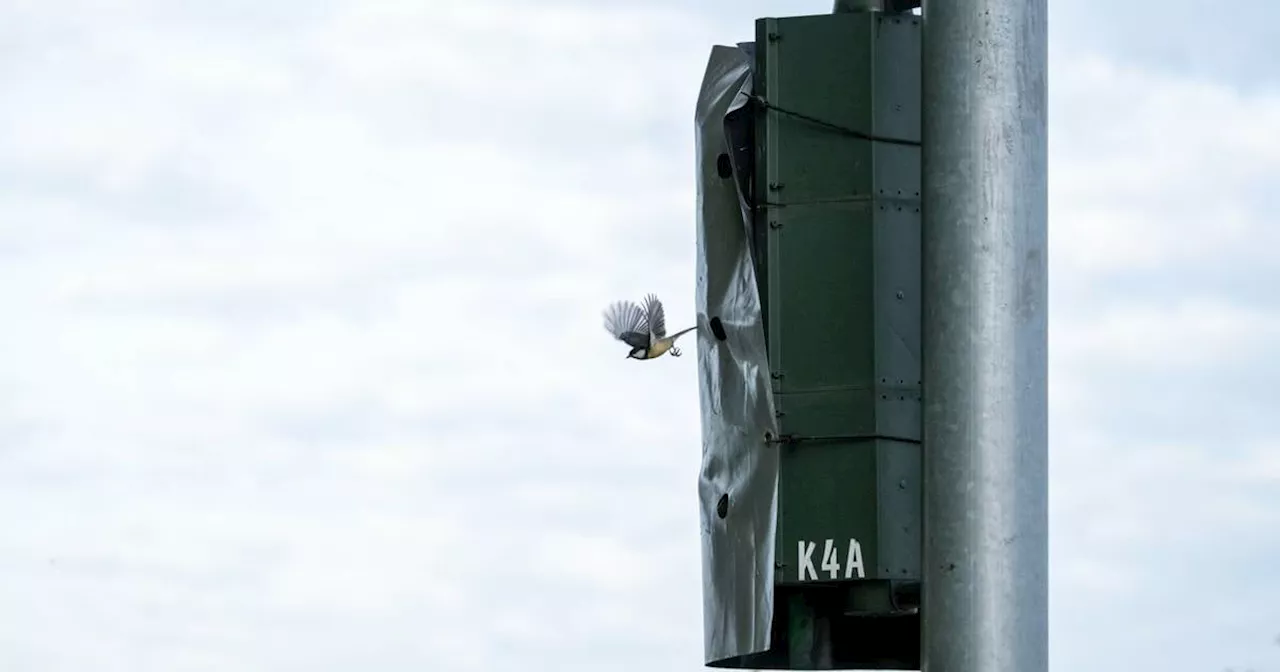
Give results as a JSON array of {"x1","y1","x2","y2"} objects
[
  {"x1": 641, "y1": 293, "x2": 667, "y2": 339},
  {"x1": 603, "y1": 300, "x2": 650, "y2": 349}
]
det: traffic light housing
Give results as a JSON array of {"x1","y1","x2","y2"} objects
[{"x1": 695, "y1": 10, "x2": 922, "y2": 670}]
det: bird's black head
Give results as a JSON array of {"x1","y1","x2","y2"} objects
[{"x1": 627, "y1": 347, "x2": 645, "y2": 359}]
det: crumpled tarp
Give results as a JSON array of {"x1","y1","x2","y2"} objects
[{"x1": 694, "y1": 43, "x2": 780, "y2": 666}]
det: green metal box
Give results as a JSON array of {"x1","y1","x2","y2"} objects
[{"x1": 756, "y1": 11, "x2": 921, "y2": 669}]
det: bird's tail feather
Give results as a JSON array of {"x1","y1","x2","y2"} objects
[{"x1": 669, "y1": 325, "x2": 698, "y2": 340}]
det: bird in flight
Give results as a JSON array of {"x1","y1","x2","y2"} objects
[{"x1": 603, "y1": 293, "x2": 697, "y2": 360}]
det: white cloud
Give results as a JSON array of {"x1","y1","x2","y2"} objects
[
  {"x1": 1047, "y1": 53, "x2": 1280, "y2": 671},
  {"x1": 1052, "y1": 55, "x2": 1280, "y2": 279}
]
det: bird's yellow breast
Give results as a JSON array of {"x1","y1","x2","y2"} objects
[{"x1": 648, "y1": 339, "x2": 673, "y2": 358}]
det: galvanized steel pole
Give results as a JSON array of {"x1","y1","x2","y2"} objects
[
  {"x1": 832, "y1": 0, "x2": 883, "y2": 11},
  {"x1": 920, "y1": 0, "x2": 1049, "y2": 671}
]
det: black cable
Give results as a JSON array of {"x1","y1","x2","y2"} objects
[{"x1": 750, "y1": 94, "x2": 921, "y2": 148}]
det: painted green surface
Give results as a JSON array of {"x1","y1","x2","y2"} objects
[{"x1": 753, "y1": 12, "x2": 922, "y2": 589}]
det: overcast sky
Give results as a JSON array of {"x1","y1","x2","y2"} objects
[{"x1": 2, "y1": 1, "x2": 1279, "y2": 671}]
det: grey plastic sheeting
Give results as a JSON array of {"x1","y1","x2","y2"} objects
[{"x1": 694, "y1": 44, "x2": 780, "y2": 666}]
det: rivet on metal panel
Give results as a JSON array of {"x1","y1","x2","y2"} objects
[
  {"x1": 898, "y1": 480, "x2": 907, "y2": 489},
  {"x1": 896, "y1": 290, "x2": 905, "y2": 300},
  {"x1": 769, "y1": 220, "x2": 782, "y2": 229},
  {"x1": 767, "y1": 32, "x2": 782, "y2": 42},
  {"x1": 768, "y1": 182, "x2": 785, "y2": 191}
]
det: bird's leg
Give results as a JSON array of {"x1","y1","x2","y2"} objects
[{"x1": 670, "y1": 347, "x2": 682, "y2": 357}]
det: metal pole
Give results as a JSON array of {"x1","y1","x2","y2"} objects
[
  {"x1": 920, "y1": 0, "x2": 1048, "y2": 671},
  {"x1": 832, "y1": 0, "x2": 883, "y2": 11}
]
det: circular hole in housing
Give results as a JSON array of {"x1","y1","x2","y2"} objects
[
  {"x1": 709, "y1": 316, "x2": 727, "y2": 341},
  {"x1": 716, "y1": 153, "x2": 733, "y2": 178}
]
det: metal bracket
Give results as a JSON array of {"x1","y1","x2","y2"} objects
[
  {"x1": 834, "y1": 0, "x2": 921, "y2": 12},
  {"x1": 766, "y1": 433, "x2": 881, "y2": 446}
]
